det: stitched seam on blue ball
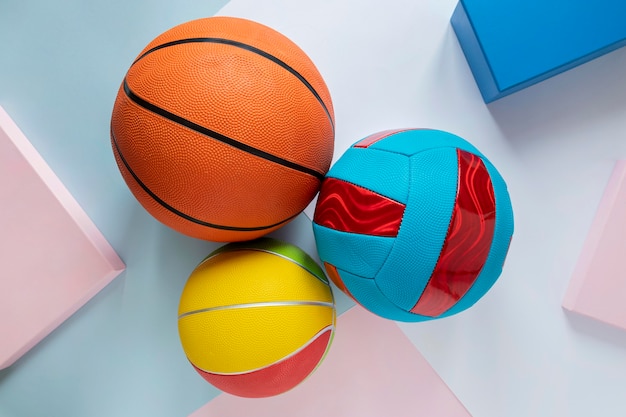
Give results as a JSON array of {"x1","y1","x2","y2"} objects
[
  {"x1": 312, "y1": 223, "x2": 395, "y2": 279},
  {"x1": 371, "y1": 260, "x2": 436, "y2": 322},
  {"x1": 366, "y1": 155, "x2": 446, "y2": 319},
  {"x1": 367, "y1": 153, "x2": 411, "y2": 281},
  {"x1": 357, "y1": 144, "x2": 461, "y2": 158},
  {"x1": 340, "y1": 269, "x2": 374, "y2": 280},
  {"x1": 313, "y1": 223, "x2": 399, "y2": 241},
  {"x1": 369, "y1": 148, "x2": 459, "y2": 317},
  {"x1": 411, "y1": 151, "x2": 461, "y2": 317},
  {"x1": 362, "y1": 129, "x2": 486, "y2": 159}
]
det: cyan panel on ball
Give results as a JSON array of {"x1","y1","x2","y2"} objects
[
  {"x1": 312, "y1": 225, "x2": 395, "y2": 279},
  {"x1": 375, "y1": 147, "x2": 459, "y2": 312},
  {"x1": 440, "y1": 158, "x2": 515, "y2": 317},
  {"x1": 336, "y1": 268, "x2": 435, "y2": 322},
  {"x1": 368, "y1": 129, "x2": 483, "y2": 158},
  {"x1": 326, "y1": 147, "x2": 410, "y2": 204}
]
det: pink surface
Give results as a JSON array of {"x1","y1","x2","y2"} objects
[
  {"x1": 0, "y1": 106, "x2": 125, "y2": 369},
  {"x1": 563, "y1": 160, "x2": 626, "y2": 330},
  {"x1": 190, "y1": 306, "x2": 471, "y2": 417}
]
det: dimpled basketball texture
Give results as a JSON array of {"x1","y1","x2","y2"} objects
[
  {"x1": 177, "y1": 238, "x2": 336, "y2": 398},
  {"x1": 110, "y1": 17, "x2": 335, "y2": 241},
  {"x1": 312, "y1": 129, "x2": 514, "y2": 322}
]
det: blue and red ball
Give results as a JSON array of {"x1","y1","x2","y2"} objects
[{"x1": 312, "y1": 128, "x2": 514, "y2": 322}]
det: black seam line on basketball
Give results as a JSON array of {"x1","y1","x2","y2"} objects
[
  {"x1": 110, "y1": 125, "x2": 298, "y2": 231},
  {"x1": 130, "y1": 37, "x2": 334, "y2": 132},
  {"x1": 122, "y1": 80, "x2": 325, "y2": 181}
]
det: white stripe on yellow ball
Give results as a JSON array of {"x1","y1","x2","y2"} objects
[
  {"x1": 191, "y1": 324, "x2": 335, "y2": 376},
  {"x1": 178, "y1": 300, "x2": 334, "y2": 319},
  {"x1": 178, "y1": 304, "x2": 335, "y2": 374},
  {"x1": 178, "y1": 249, "x2": 333, "y2": 316}
]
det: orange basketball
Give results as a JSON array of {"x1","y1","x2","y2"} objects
[{"x1": 110, "y1": 17, "x2": 335, "y2": 241}]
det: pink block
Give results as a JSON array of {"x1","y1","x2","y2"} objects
[
  {"x1": 563, "y1": 160, "x2": 626, "y2": 330},
  {"x1": 190, "y1": 306, "x2": 471, "y2": 417},
  {"x1": 0, "y1": 106, "x2": 125, "y2": 369}
]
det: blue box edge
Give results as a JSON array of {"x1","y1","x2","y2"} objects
[
  {"x1": 450, "y1": 1, "x2": 502, "y2": 103},
  {"x1": 451, "y1": 0, "x2": 626, "y2": 103}
]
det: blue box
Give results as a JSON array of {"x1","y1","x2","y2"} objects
[{"x1": 451, "y1": 0, "x2": 626, "y2": 103}]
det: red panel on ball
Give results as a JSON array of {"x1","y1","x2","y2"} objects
[
  {"x1": 411, "y1": 150, "x2": 496, "y2": 317},
  {"x1": 314, "y1": 178, "x2": 405, "y2": 237},
  {"x1": 192, "y1": 328, "x2": 333, "y2": 398}
]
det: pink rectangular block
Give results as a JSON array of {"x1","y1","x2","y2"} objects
[
  {"x1": 190, "y1": 306, "x2": 471, "y2": 417},
  {"x1": 0, "y1": 106, "x2": 125, "y2": 369},
  {"x1": 563, "y1": 160, "x2": 626, "y2": 330}
]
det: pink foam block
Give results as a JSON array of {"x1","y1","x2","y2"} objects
[
  {"x1": 190, "y1": 306, "x2": 472, "y2": 417},
  {"x1": 0, "y1": 106, "x2": 125, "y2": 369},
  {"x1": 563, "y1": 160, "x2": 626, "y2": 330}
]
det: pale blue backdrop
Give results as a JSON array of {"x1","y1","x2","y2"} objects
[{"x1": 0, "y1": 1, "x2": 351, "y2": 416}]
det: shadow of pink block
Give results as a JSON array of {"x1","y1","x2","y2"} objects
[
  {"x1": 190, "y1": 305, "x2": 471, "y2": 417},
  {"x1": 563, "y1": 160, "x2": 626, "y2": 330},
  {"x1": 0, "y1": 106, "x2": 125, "y2": 369}
]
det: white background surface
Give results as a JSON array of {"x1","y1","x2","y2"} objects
[
  {"x1": 1, "y1": 0, "x2": 626, "y2": 416},
  {"x1": 217, "y1": 1, "x2": 626, "y2": 415}
]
